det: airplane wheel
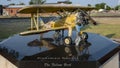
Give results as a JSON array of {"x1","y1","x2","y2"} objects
[
  {"x1": 63, "y1": 36, "x2": 72, "y2": 46},
  {"x1": 64, "y1": 47, "x2": 72, "y2": 56},
  {"x1": 80, "y1": 32, "x2": 88, "y2": 40},
  {"x1": 65, "y1": 47, "x2": 71, "y2": 53}
]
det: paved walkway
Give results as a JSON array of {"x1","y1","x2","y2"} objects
[{"x1": 112, "y1": 38, "x2": 120, "y2": 43}]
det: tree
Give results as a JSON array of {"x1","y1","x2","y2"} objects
[
  {"x1": 95, "y1": 4, "x2": 101, "y2": 10},
  {"x1": 88, "y1": 4, "x2": 91, "y2": 7},
  {"x1": 29, "y1": 1, "x2": 34, "y2": 5},
  {"x1": 57, "y1": 0, "x2": 72, "y2": 4},
  {"x1": 100, "y1": 3, "x2": 106, "y2": 9},
  {"x1": 29, "y1": 0, "x2": 46, "y2": 5},
  {"x1": 18, "y1": 3, "x2": 25, "y2": 5},
  {"x1": 95, "y1": 3, "x2": 111, "y2": 10},
  {"x1": 9, "y1": 3, "x2": 15, "y2": 5},
  {"x1": 65, "y1": 0, "x2": 72, "y2": 4},
  {"x1": 115, "y1": 5, "x2": 120, "y2": 10},
  {"x1": 106, "y1": 5, "x2": 111, "y2": 10}
]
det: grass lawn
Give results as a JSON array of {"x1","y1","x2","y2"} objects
[
  {"x1": 82, "y1": 23, "x2": 120, "y2": 39},
  {"x1": 0, "y1": 22, "x2": 120, "y2": 41},
  {"x1": 0, "y1": 22, "x2": 29, "y2": 41},
  {"x1": 91, "y1": 12, "x2": 120, "y2": 17}
]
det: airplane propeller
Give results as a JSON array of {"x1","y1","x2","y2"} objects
[{"x1": 79, "y1": 10, "x2": 97, "y2": 25}]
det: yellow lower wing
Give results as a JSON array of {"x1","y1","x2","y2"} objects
[{"x1": 20, "y1": 27, "x2": 67, "y2": 36}]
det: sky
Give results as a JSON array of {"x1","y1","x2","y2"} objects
[{"x1": 0, "y1": 0, "x2": 119, "y2": 7}]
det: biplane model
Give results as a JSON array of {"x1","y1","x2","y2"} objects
[{"x1": 18, "y1": 4, "x2": 96, "y2": 46}]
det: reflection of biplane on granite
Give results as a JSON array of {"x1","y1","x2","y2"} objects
[
  {"x1": 27, "y1": 36, "x2": 91, "y2": 60},
  {"x1": 18, "y1": 4, "x2": 96, "y2": 59}
]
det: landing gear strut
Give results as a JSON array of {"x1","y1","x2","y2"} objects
[{"x1": 75, "y1": 32, "x2": 88, "y2": 46}]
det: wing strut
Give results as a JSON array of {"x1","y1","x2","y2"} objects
[
  {"x1": 37, "y1": 8, "x2": 39, "y2": 30},
  {"x1": 30, "y1": 9, "x2": 40, "y2": 30},
  {"x1": 31, "y1": 13, "x2": 33, "y2": 30}
]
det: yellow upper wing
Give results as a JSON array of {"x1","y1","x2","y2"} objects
[{"x1": 18, "y1": 4, "x2": 95, "y2": 14}]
